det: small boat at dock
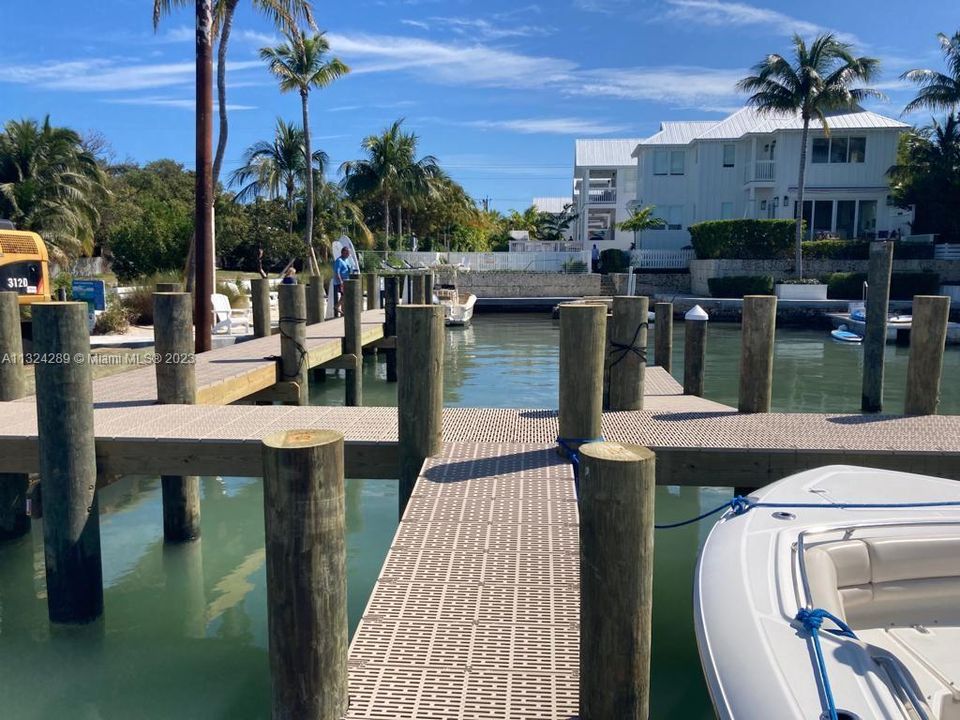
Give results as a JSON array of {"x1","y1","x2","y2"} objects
[
  {"x1": 695, "y1": 465, "x2": 960, "y2": 720},
  {"x1": 436, "y1": 285, "x2": 476, "y2": 326},
  {"x1": 830, "y1": 324, "x2": 862, "y2": 343}
]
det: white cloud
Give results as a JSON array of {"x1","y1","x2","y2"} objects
[
  {"x1": 467, "y1": 117, "x2": 629, "y2": 134},
  {"x1": 400, "y1": 19, "x2": 431, "y2": 30},
  {"x1": 404, "y1": 16, "x2": 555, "y2": 40},
  {"x1": 154, "y1": 26, "x2": 195, "y2": 44},
  {"x1": 235, "y1": 29, "x2": 280, "y2": 46},
  {"x1": 661, "y1": 0, "x2": 860, "y2": 45},
  {"x1": 571, "y1": 66, "x2": 744, "y2": 105},
  {"x1": 573, "y1": 0, "x2": 630, "y2": 14},
  {"x1": 0, "y1": 58, "x2": 263, "y2": 92},
  {"x1": 103, "y1": 96, "x2": 257, "y2": 111}
]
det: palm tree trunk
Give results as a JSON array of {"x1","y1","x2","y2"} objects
[
  {"x1": 383, "y1": 197, "x2": 390, "y2": 250},
  {"x1": 396, "y1": 204, "x2": 402, "y2": 248},
  {"x1": 301, "y1": 89, "x2": 319, "y2": 276},
  {"x1": 795, "y1": 118, "x2": 809, "y2": 279},
  {"x1": 211, "y1": 0, "x2": 237, "y2": 185}
]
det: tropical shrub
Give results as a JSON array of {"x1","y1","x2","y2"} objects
[
  {"x1": 120, "y1": 272, "x2": 183, "y2": 325},
  {"x1": 801, "y1": 240, "x2": 935, "y2": 260},
  {"x1": 707, "y1": 274, "x2": 775, "y2": 297},
  {"x1": 826, "y1": 271, "x2": 941, "y2": 299},
  {"x1": 561, "y1": 258, "x2": 587, "y2": 273},
  {"x1": 689, "y1": 220, "x2": 797, "y2": 259},
  {"x1": 108, "y1": 198, "x2": 192, "y2": 280},
  {"x1": 600, "y1": 248, "x2": 630, "y2": 274},
  {"x1": 93, "y1": 297, "x2": 135, "y2": 335}
]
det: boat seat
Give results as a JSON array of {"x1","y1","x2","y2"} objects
[{"x1": 804, "y1": 536, "x2": 960, "y2": 628}]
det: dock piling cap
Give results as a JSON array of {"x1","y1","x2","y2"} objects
[{"x1": 684, "y1": 305, "x2": 709, "y2": 321}]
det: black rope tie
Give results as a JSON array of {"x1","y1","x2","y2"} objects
[
  {"x1": 267, "y1": 316, "x2": 309, "y2": 379},
  {"x1": 608, "y1": 321, "x2": 648, "y2": 370}
]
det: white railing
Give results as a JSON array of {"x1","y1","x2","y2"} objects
[
  {"x1": 508, "y1": 240, "x2": 584, "y2": 252},
  {"x1": 377, "y1": 250, "x2": 591, "y2": 273},
  {"x1": 934, "y1": 244, "x2": 960, "y2": 260},
  {"x1": 747, "y1": 160, "x2": 775, "y2": 182},
  {"x1": 902, "y1": 233, "x2": 935, "y2": 244},
  {"x1": 629, "y1": 248, "x2": 694, "y2": 269},
  {"x1": 587, "y1": 188, "x2": 617, "y2": 204}
]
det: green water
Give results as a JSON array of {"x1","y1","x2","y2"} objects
[{"x1": 1, "y1": 314, "x2": 956, "y2": 719}]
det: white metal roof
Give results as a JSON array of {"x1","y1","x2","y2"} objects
[
  {"x1": 686, "y1": 105, "x2": 908, "y2": 141},
  {"x1": 639, "y1": 121, "x2": 718, "y2": 146},
  {"x1": 575, "y1": 138, "x2": 644, "y2": 167},
  {"x1": 532, "y1": 196, "x2": 572, "y2": 214}
]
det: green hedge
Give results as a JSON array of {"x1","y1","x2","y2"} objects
[
  {"x1": 599, "y1": 248, "x2": 630, "y2": 273},
  {"x1": 690, "y1": 220, "x2": 797, "y2": 259},
  {"x1": 801, "y1": 240, "x2": 935, "y2": 260},
  {"x1": 707, "y1": 275, "x2": 774, "y2": 298},
  {"x1": 826, "y1": 272, "x2": 941, "y2": 300}
]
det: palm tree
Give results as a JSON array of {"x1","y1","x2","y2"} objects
[
  {"x1": 902, "y1": 31, "x2": 960, "y2": 115},
  {"x1": 340, "y1": 120, "x2": 441, "y2": 250},
  {"x1": 261, "y1": 30, "x2": 349, "y2": 274},
  {"x1": 312, "y1": 181, "x2": 373, "y2": 253},
  {"x1": 507, "y1": 206, "x2": 542, "y2": 236},
  {"x1": 617, "y1": 205, "x2": 666, "y2": 253},
  {"x1": 0, "y1": 117, "x2": 108, "y2": 262},
  {"x1": 537, "y1": 204, "x2": 579, "y2": 242},
  {"x1": 229, "y1": 118, "x2": 327, "y2": 235},
  {"x1": 737, "y1": 33, "x2": 880, "y2": 278}
]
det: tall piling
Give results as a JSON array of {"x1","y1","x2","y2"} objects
[
  {"x1": 738, "y1": 295, "x2": 777, "y2": 413},
  {"x1": 905, "y1": 295, "x2": 950, "y2": 415},
  {"x1": 365, "y1": 273, "x2": 379, "y2": 311},
  {"x1": 251, "y1": 278, "x2": 272, "y2": 338},
  {"x1": 33, "y1": 302, "x2": 103, "y2": 623},
  {"x1": 306, "y1": 277, "x2": 325, "y2": 325},
  {"x1": 608, "y1": 296, "x2": 648, "y2": 411},
  {"x1": 383, "y1": 276, "x2": 399, "y2": 383},
  {"x1": 423, "y1": 272, "x2": 434, "y2": 304},
  {"x1": 343, "y1": 279, "x2": 363, "y2": 407},
  {"x1": 262, "y1": 429, "x2": 348, "y2": 720},
  {"x1": 579, "y1": 442, "x2": 655, "y2": 720},
  {"x1": 154, "y1": 292, "x2": 201, "y2": 542},
  {"x1": 683, "y1": 305, "x2": 709, "y2": 397},
  {"x1": 155, "y1": 282, "x2": 183, "y2": 293},
  {"x1": 0, "y1": 292, "x2": 29, "y2": 540},
  {"x1": 653, "y1": 302, "x2": 672, "y2": 372},
  {"x1": 397, "y1": 304, "x2": 444, "y2": 515},
  {"x1": 558, "y1": 303, "x2": 607, "y2": 458},
  {"x1": 278, "y1": 284, "x2": 308, "y2": 406},
  {"x1": 411, "y1": 273, "x2": 425, "y2": 304},
  {"x1": 862, "y1": 241, "x2": 894, "y2": 412}
]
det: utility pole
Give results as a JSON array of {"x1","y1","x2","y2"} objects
[{"x1": 194, "y1": 0, "x2": 214, "y2": 353}]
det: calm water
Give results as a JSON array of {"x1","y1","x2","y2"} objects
[{"x1": 1, "y1": 314, "x2": 956, "y2": 719}]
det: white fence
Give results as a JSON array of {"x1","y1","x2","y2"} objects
[
  {"x1": 629, "y1": 248, "x2": 694, "y2": 270},
  {"x1": 934, "y1": 244, "x2": 960, "y2": 260},
  {"x1": 375, "y1": 251, "x2": 591, "y2": 273}
]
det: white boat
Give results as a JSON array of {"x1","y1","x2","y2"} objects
[
  {"x1": 436, "y1": 285, "x2": 476, "y2": 326},
  {"x1": 695, "y1": 465, "x2": 960, "y2": 720}
]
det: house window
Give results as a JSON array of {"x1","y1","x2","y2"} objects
[
  {"x1": 670, "y1": 150, "x2": 685, "y2": 175},
  {"x1": 720, "y1": 201, "x2": 734, "y2": 219},
  {"x1": 849, "y1": 137, "x2": 866, "y2": 163},
  {"x1": 653, "y1": 151, "x2": 668, "y2": 175},
  {"x1": 722, "y1": 144, "x2": 735, "y2": 167},
  {"x1": 811, "y1": 136, "x2": 866, "y2": 164},
  {"x1": 653, "y1": 204, "x2": 683, "y2": 229}
]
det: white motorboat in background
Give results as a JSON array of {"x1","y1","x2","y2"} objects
[
  {"x1": 695, "y1": 465, "x2": 960, "y2": 720},
  {"x1": 436, "y1": 285, "x2": 476, "y2": 326}
]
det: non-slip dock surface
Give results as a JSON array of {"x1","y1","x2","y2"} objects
[{"x1": 346, "y1": 443, "x2": 579, "y2": 719}]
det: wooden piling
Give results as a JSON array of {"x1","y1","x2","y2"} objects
[
  {"x1": 558, "y1": 303, "x2": 607, "y2": 457},
  {"x1": 251, "y1": 278, "x2": 271, "y2": 338},
  {"x1": 278, "y1": 284, "x2": 308, "y2": 406},
  {"x1": 397, "y1": 304, "x2": 444, "y2": 515},
  {"x1": 383, "y1": 276, "x2": 399, "y2": 383},
  {"x1": 33, "y1": 302, "x2": 103, "y2": 623},
  {"x1": 365, "y1": 273, "x2": 379, "y2": 311},
  {"x1": 343, "y1": 279, "x2": 363, "y2": 407},
  {"x1": 262, "y1": 429, "x2": 348, "y2": 720},
  {"x1": 579, "y1": 442, "x2": 655, "y2": 720},
  {"x1": 861, "y1": 241, "x2": 894, "y2": 412},
  {"x1": 154, "y1": 292, "x2": 201, "y2": 542},
  {"x1": 683, "y1": 305, "x2": 709, "y2": 397},
  {"x1": 0, "y1": 291, "x2": 29, "y2": 540},
  {"x1": 905, "y1": 295, "x2": 950, "y2": 415},
  {"x1": 423, "y1": 272, "x2": 434, "y2": 304},
  {"x1": 738, "y1": 295, "x2": 777, "y2": 413},
  {"x1": 608, "y1": 296, "x2": 648, "y2": 411},
  {"x1": 411, "y1": 273, "x2": 425, "y2": 304},
  {"x1": 306, "y1": 277, "x2": 325, "y2": 325},
  {"x1": 653, "y1": 302, "x2": 672, "y2": 372},
  {"x1": 155, "y1": 282, "x2": 183, "y2": 293}
]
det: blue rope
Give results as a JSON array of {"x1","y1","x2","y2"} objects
[
  {"x1": 556, "y1": 436, "x2": 605, "y2": 497},
  {"x1": 794, "y1": 608, "x2": 859, "y2": 720},
  {"x1": 654, "y1": 496, "x2": 960, "y2": 530}
]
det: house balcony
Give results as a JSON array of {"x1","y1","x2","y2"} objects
[
  {"x1": 586, "y1": 188, "x2": 617, "y2": 204},
  {"x1": 745, "y1": 160, "x2": 775, "y2": 184}
]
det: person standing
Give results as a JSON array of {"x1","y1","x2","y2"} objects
[
  {"x1": 591, "y1": 243, "x2": 600, "y2": 273},
  {"x1": 333, "y1": 247, "x2": 351, "y2": 317}
]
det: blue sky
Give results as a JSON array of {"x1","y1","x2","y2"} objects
[{"x1": 0, "y1": 0, "x2": 954, "y2": 211}]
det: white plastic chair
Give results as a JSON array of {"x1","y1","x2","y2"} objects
[{"x1": 211, "y1": 293, "x2": 250, "y2": 335}]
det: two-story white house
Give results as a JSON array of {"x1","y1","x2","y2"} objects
[
  {"x1": 571, "y1": 139, "x2": 642, "y2": 251},
  {"x1": 629, "y1": 106, "x2": 914, "y2": 250}
]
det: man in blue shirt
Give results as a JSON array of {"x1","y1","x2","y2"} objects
[{"x1": 333, "y1": 247, "x2": 351, "y2": 317}]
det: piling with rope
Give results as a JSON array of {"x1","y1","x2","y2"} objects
[
  {"x1": 608, "y1": 296, "x2": 648, "y2": 411},
  {"x1": 278, "y1": 283, "x2": 309, "y2": 406},
  {"x1": 558, "y1": 303, "x2": 607, "y2": 465}
]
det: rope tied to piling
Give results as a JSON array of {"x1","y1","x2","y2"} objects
[
  {"x1": 607, "y1": 321, "x2": 648, "y2": 370},
  {"x1": 270, "y1": 315, "x2": 309, "y2": 380},
  {"x1": 556, "y1": 436, "x2": 605, "y2": 496}
]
